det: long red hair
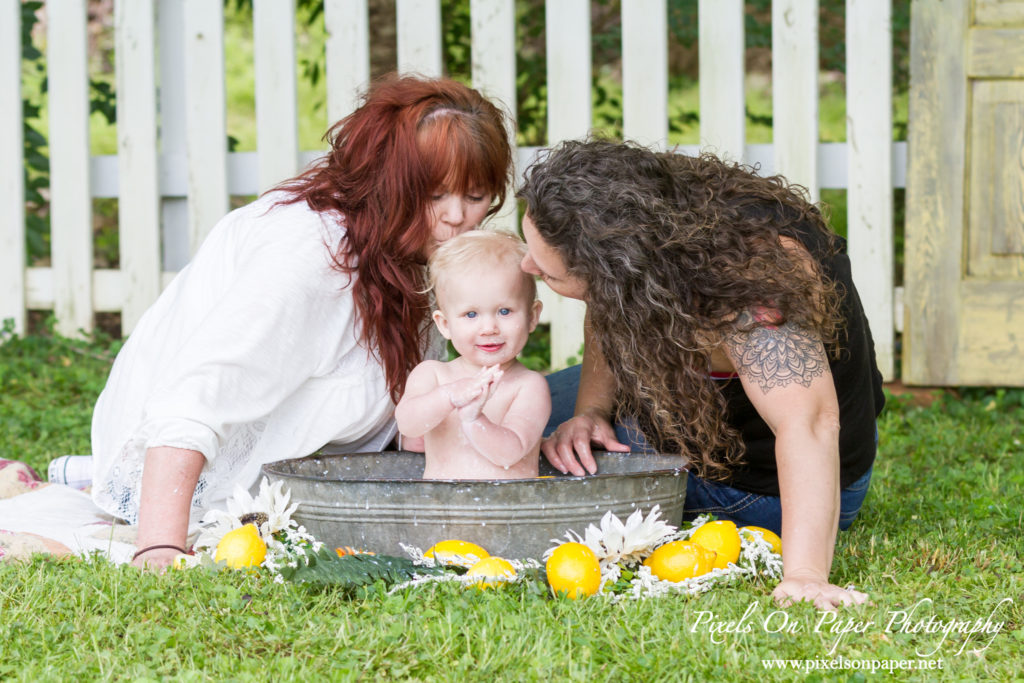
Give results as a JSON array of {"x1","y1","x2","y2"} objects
[{"x1": 276, "y1": 75, "x2": 512, "y2": 402}]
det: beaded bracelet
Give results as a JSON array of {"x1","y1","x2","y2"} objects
[{"x1": 132, "y1": 544, "x2": 187, "y2": 561}]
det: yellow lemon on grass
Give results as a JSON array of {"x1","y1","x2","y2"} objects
[
  {"x1": 545, "y1": 542, "x2": 602, "y2": 599},
  {"x1": 214, "y1": 524, "x2": 267, "y2": 569},
  {"x1": 424, "y1": 539, "x2": 490, "y2": 566},
  {"x1": 740, "y1": 526, "x2": 783, "y2": 555},
  {"x1": 465, "y1": 556, "x2": 517, "y2": 589},
  {"x1": 642, "y1": 541, "x2": 717, "y2": 582},
  {"x1": 690, "y1": 520, "x2": 742, "y2": 570}
]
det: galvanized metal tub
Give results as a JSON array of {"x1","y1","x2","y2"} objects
[{"x1": 262, "y1": 450, "x2": 687, "y2": 560}]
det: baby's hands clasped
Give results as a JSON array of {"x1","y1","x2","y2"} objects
[
  {"x1": 444, "y1": 365, "x2": 503, "y2": 422},
  {"x1": 441, "y1": 364, "x2": 502, "y2": 408}
]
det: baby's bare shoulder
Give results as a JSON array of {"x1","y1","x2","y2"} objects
[
  {"x1": 503, "y1": 365, "x2": 550, "y2": 398},
  {"x1": 405, "y1": 359, "x2": 448, "y2": 389}
]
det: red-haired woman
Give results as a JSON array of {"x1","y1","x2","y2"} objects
[{"x1": 90, "y1": 75, "x2": 513, "y2": 570}]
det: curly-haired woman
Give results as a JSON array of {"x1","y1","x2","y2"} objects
[
  {"x1": 91, "y1": 75, "x2": 513, "y2": 570},
  {"x1": 518, "y1": 139, "x2": 884, "y2": 609}
]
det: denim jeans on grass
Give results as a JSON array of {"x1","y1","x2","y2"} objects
[{"x1": 544, "y1": 364, "x2": 873, "y2": 536}]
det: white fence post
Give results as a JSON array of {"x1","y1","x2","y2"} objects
[
  {"x1": 471, "y1": 0, "x2": 518, "y2": 233},
  {"x1": 397, "y1": 0, "x2": 442, "y2": 77},
  {"x1": 48, "y1": 0, "x2": 93, "y2": 337},
  {"x1": 544, "y1": 0, "x2": 591, "y2": 369},
  {"x1": 622, "y1": 0, "x2": 668, "y2": 149},
  {"x1": 1, "y1": 0, "x2": 24, "y2": 334},
  {"x1": 847, "y1": 0, "x2": 895, "y2": 380},
  {"x1": 772, "y1": 0, "x2": 819, "y2": 201},
  {"x1": 17, "y1": 1, "x2": 903, "y2": 376},
  {"x1": 698, "y1": 0, "x2": 746, "y2": 162},
  {"x1": 184, "y1": 1, "x2": 229, "y2": 254},
  {"x1": 158, "y1": 0, "x2": 190, "y2": 273},
  {"x1": 325, "y1": 0, "x2": 370, "y2": 124},
  {"x1": 116, "y1": 0, "x2": 162, "y2": 334},
  {"x1": 254, "y1": 0, "x2": 299, "y2": 191}
]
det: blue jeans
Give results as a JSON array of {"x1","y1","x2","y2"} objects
[{"x1": 544, "y1": 365, "x2": 874, "y2": 535}]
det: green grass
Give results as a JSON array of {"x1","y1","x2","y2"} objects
[{"x1": 1, "y1": 330, "x2": 1022, "y2": 681}]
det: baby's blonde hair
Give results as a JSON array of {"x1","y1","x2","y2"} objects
[{"x1": 428, "y1": 230, "x2": 537, "y2": 304}]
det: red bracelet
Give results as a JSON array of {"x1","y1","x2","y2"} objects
[{"x1": 132, "y1": 544, "x2": 187, "y2": 561}]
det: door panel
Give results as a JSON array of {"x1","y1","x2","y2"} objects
[
  {"x1": 967, "y1": 81, "x2": 1024, "y2": 275},
  {"x1": 905, "y1": 0, "x2": 1024, "y2": 384}
]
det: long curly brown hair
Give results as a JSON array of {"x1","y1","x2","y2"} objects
[
  {"x1": 518, "y1": 139, "x2": 844, "y2": 478},
  {"x1": 275, "y1": 75, "x2": 512, "y2": 403}
]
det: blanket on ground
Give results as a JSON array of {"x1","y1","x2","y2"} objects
[{"x1": 0, "y1": 459, "x2": 136, "y2": 564}]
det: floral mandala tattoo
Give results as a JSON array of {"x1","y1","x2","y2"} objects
[{"x1": 728, "y1": 319, "x2": 829, "y2": 392}]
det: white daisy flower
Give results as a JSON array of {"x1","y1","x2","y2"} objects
[
  {"x1": 192, "y1": 510, "x2": 241, "y2": 553},
  {"x1": 225, "y1": 477, "x2": 299, "y2": 539},
  {"x1": 547, "y1": 505, "x2": 678, "y2": 568},
  {"x1": 191, "y1": 477, "x2": 306, "y2": 565}
]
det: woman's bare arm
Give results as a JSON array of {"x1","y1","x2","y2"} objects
[
  {"x1": 724, "y1": 312, "x2": 869, "y2": 610},
  {"x1": 541, "y1": 310, "x2": 629, "y2": 475},
  {"x1": 132, "y1": 446, "x2": 205, "y2": 570}
]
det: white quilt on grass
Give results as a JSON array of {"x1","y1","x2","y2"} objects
[{"x1": 0, "y1": 461, "x2": 136, "y2": 564}]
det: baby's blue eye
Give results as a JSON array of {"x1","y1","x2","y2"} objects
[
  {"x1": 465, "y1": 311, "x2": 477, "y2": 319},
  {"x1": 499, "y1": 308, "x2": 511, "y2": 316}
]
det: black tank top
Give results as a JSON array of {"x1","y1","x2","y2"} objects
[{"x1": 717, "y1": 212, "x2": 886, "y2": 496}]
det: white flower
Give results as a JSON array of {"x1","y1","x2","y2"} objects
[
  {"x1": 192, "y1": 511, "x2": 241, "y2": 553},
  {"x1": 674, "y1": 514, "x2": 713, "y2": 541},
  {"x1": 225, "y1": 477, "x2": 299, "y2": 539},
  {"x1": 737, "y1": 530, "x2": 783, "y2": 579},
  {"x1": 547, "y1": 505, "x2": 678, "y2": 568},
  {"x1": 194, "y1": 477, "x2": 300, "y2": 553}
]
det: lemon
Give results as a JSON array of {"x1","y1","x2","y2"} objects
[
  {"x1": 171, "y1": 554, "x2": 193, "y2": 571},
  {"x1": 690, "y1": 520, "x2": 742, "y2": 570},
  {"x1": 740, "y1": 526, "x2": 783, "y2": 555},
  {"x1": 214, "y1": 524, "x2": 267, "y2": 569},
  {"x1": 642, "y1": 541, "x2": 717, "y2": 582},
  {"x1": 545, "y1": 542, "x2": 602, "y2": 599},
  {"x1": 465, "y1": 556, "x2": 516, "y2": 589},
  {"x1": 424, "y1": 539, "x2": 490, "y2": 566}
]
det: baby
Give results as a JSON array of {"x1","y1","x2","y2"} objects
[{"x1": 396, "y1": 230, "x2": 551, "y2": 479}]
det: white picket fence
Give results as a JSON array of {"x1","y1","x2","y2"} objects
[{"x1": 2, "y1": 0, "x2": 901, "y2": 379}]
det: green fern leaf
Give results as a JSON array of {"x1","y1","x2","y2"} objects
[{"x1": 278, "y1": 548, "x2": 446, "y2": 588}]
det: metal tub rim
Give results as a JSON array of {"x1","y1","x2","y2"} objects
[{"x1": 262, "y1": 450, "x2": 688, "y2": 485}]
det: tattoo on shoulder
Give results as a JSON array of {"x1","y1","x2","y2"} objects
[{"x1": 726, "y1": 315, "x2": 829, "y2": 393}]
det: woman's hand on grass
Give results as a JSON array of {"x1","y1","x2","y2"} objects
[
  {"x1": 772, "y1": 574, "x2": 870, "y2": 611},
  {"x1": 541, "y1": 412, "x2": 629, "y2": 476}
]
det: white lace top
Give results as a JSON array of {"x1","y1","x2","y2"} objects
[{"x1": 90, "y1": 193, "x2": 441, "y2": 526}]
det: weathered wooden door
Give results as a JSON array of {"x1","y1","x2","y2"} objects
[{"x1": 904, "y1": 0, "x2": 1024, "y2": 385}]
